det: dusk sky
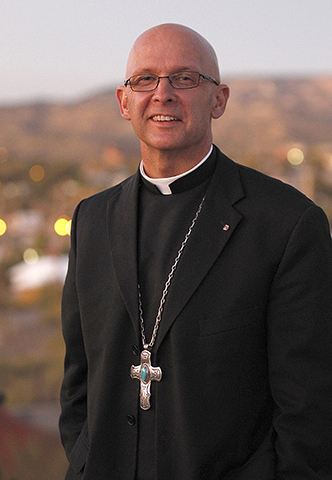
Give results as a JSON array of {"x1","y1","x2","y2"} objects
[{"x1": 1, "y1": 0, "x2": 331, "y2": 105}]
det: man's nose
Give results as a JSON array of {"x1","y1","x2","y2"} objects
[{"x1": 152, "y1": 77, "x2": 177, "y2": 102}]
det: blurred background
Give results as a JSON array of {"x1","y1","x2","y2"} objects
[{"x1": 1, "y1": 0, "x2": 331, "y2": 478}]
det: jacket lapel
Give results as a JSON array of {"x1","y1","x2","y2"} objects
[
  {"x1": 155, "y1": 151, "x2": 245, "y2": 350},
  {"x1": 106, "y1": 171, "x2": 141, "y2": 339}
]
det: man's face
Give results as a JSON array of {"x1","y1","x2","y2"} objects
[{"x1": 117, "y1": 28, "x2": 229, "y2": 162}]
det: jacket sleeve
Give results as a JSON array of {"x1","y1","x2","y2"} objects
[
  {"x1": 59, "y1": 201, "x2": 88, "y2": 458},
  {"x1": 267, "y1": 205, "x2": 332, "y2": 478}
]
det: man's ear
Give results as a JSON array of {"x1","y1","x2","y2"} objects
[
  {"x1": 116, "y1": 86, "x2": 131, "y2": 121},
  {"x1": 211, "y1": 84, "x2": 230, "y2": 119}
]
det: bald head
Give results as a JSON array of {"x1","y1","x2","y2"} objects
[{"x1": 126, "y1": 23, "x2": 220, "y2": 82}]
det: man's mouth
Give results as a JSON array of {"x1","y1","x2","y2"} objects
[{"x1": 151, "y1": 115, "x2": 180, "y2": 122}]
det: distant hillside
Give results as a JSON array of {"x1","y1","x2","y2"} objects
[
  {"x1": 215, "y1": 76, "x2": 332, "y2": 158},
  {"x1": 1, "y1": 76, "x2": 331, "y2": 164}
]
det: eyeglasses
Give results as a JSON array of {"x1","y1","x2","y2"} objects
[{"x1": 124, "y1": 71, "x2": 219, "y2": 92}]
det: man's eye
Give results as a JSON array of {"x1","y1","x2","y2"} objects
[
  {"x1": 174, "y1": 73, "x2": 196, "y2": 84},
  {"x1": 135, "y1": 75, "x2": 155, "y2": 84}
]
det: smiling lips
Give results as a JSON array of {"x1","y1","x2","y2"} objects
[{"x1": 151, "y1": 115, "x2": 180, "y2": 122}]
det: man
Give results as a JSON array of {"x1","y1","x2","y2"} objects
[{"x1": 59, "y1": 23, "x2": 332, "y2": 479}]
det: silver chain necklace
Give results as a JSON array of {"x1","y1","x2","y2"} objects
[{"x1": 130, "y1": 195, "x2": 205, "y2": 409}]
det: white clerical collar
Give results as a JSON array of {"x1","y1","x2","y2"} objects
[{"x1": 140, "y1": 145, "x2": 213, "y2": 195}]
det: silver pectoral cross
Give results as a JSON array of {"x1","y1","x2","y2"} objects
[{"x1": 130, "y1": 350, "x2": 162, "y2": 410}]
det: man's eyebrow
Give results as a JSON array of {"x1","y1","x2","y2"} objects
[{"x1": 131, "y1": 68, "x2": 155, "y2": 74}]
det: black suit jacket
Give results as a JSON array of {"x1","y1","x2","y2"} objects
[{"x1": 60, "y1": 147, "x2": 332, "y2": 479}]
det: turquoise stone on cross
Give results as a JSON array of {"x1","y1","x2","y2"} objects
[
  {"x1": 141, "y1": 365, "x2": 149, "y2": 382},
  {"x1": 130, "y1": 350, "x2": 162, "y2": 410}
]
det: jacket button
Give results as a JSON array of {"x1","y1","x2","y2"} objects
[
  {"x1": 132, "y1": 345, "x2": 139, "y2": 356},
  {"x1": 127, "y1": 415, "x2": 136, "y2": 426}
]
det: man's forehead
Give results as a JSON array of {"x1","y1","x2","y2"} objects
[{"x1": 129, "y1": 55, "x2": 202, "y2": 76}]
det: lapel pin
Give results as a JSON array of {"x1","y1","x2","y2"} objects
[{"x1": 223, "y1": 224, "x2": 230, "y2": 231}]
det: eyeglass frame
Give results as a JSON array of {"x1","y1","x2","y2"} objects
[{"x1": 123, "y1": 71, "x2": 220, "y2": 92}]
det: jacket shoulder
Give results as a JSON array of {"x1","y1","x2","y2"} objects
[
  {"x1": 74, "y1": 171, "x2": 137, "y2": 215},
  {"x1": 238, "y1": 162, "x2": 313, "y2": 205},
  {"x1": 216, "y1": 148, "x2": 315, "y2": 213}
]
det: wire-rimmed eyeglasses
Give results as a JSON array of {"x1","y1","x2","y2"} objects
[{"x1": 124, "y1": 71, "x2": 219, "y2": 92}]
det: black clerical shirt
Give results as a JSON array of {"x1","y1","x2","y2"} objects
[{"x1": 136, "y1": 149, "x2": 216, "y2": 480}]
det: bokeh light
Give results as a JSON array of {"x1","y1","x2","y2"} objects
[
  {"x1": 287, "y1": 148, "x2": 304, "y2": 166},
  {"x1": 54, "y1": 217, "x2": 71, "y2": 236},
  {"x1": 0, "y1": 219, "x2": 7, "y2": 235},
  {"x1": 66, "y1": 220, "x2": 72, "y2": 235},
  {"x1": 29, "y1": 164, "x2": 45, "y2": 182},
  {"x1": 23, "y1": 248, "x2": 39, "y2": 265}
]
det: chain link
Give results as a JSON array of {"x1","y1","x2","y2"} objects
[{"x1": 138, "y1": 195, "x2": 205, "y2": 350}]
